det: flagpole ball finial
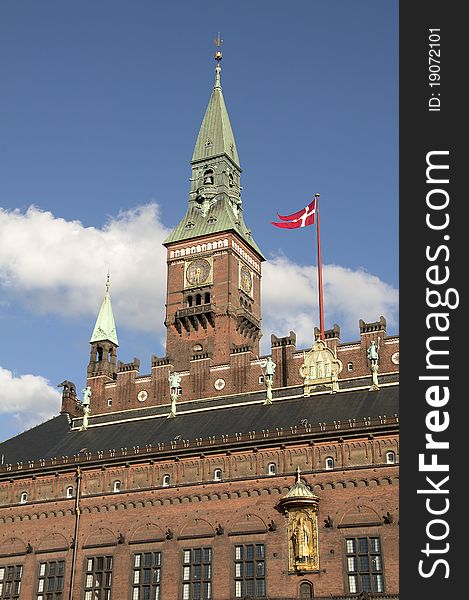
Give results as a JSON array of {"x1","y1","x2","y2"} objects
[{"x1": 315, "y1": 193, "x2": 320, "y2": 197}]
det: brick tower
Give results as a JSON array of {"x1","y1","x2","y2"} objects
[{"x1": 163, "y1": 49, "x2": 265, "y2": 370}]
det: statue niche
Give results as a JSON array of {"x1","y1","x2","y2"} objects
[
  {"x1": 279, "y1": 469, "x2": 320, "y2": 573},
  {"x1": 299, "y1": 339, "x2": 340, "y2": 394}
]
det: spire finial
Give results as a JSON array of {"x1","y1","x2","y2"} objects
[
  {"x1": 105, "y1": 272, "x2": 111, "y2": 294},
  {"x1": 214, "y1": 32, "x2": 223, "y2": 88},
  {"x1": 296, "y1": 466, "x2": 301, "y2": 483}
]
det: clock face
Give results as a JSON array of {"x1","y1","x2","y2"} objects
[
  {"x1": 137, "y1": 390, "x2": 148, "y2": 402},
  {"x1": 185, "y1": 258, "x2": 212, "y2": 287},
  {"x1": 240, "y1": 265, "x2": 253, "y2": 295}
]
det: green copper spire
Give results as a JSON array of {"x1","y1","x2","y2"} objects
[
  {"x1": 90, "y1": 275, "x2": 119, "y2": 346},
  {"x1": 163, "y1": 38, "x2": 265, "y2": 260},
  {"x1": 191, "y1": 49, "x2": 240, "y2": 168}
]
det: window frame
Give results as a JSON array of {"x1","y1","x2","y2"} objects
[
  {"x1": 386, "y1": 451, "x2": 396, "y2": 464},
  {"x1": 267, "y1": 463, "x2": 276, "y2": 476},
  {"x1": 131, "y1": 551, "x2": 162, "y2": 600},
  {"x1": 344, "y1": 536, "x2": 385, "y2": 595},
  {"x1": 83, "y1": 555, "x2": 113, "y2": 600},
  {"x1": 233, "y1": 543, "x2": 266, "y2": 599},
  {"x1": 325, "y1": 457, "x2": 334, "y2": 470},
  {"x1": 181, "y1": 547, "x2": 212, "y2": 600},
  {"x1": 36, "y1": 559, "x2": 66, "y2": 600},
  {"x1": 0, "y1": 564, "x2": 23, "y2": 599}
]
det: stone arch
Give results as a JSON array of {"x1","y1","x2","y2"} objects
[
  {"x1": 83, "y1": 526, "x2": 116, "y2": 548},
  {"x1": 0, "y1": 537, "x2": 27, "y2": 556},
  {"x1": 179, "y1": 518, "x2": 214, "y2": 539},
  {"x1": 339, "y1": 505, "x2": 382, "y2": 528},
  {"x1": 229, "y1": 514, "x2": 267, "y2": 535},
  {"x1": 37, "y1": 532, "x2": 69, "y2": 553},
  {"x1": 130, "y1": 522, "x2": 165, "y2": 544}
]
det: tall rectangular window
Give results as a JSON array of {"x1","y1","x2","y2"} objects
[
  {"x1": 182, "y1": 547, "x2": 212, "y2": 600},
  {"x1": 234, "y1": 544, "x2": 266, "y2": 598},
  {"x1": 36, "y1": 560, "x2": 65, "y2": 600},
  {"x1": 345, "y1": 537, "x2": 384, "y2": 594},
  {"x1": 83, "y1": 556, "x2": 113, "y2": 600},
  {"x1": 132, "y1": 552, "x2": 162, "y2": 600},
  {"x1": 0, "y1": 565, "x2": 23, "y2": 599}
]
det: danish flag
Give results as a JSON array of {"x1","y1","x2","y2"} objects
[{"x1": 271, "y1": 197, "x2": 316, "y2": 229}]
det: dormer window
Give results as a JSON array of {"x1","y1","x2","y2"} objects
[
  {"x1": 268, "y1": 463, "x2": 276, "y2": 476},
  {"x1": 20, "y1": 492, "x2": 28, "y2": 504},
  {"x1": 203, "y1": 169, "x2": 214, "y2": 185},
  {"x1": 325, "y1": 457, "x2": 334, "y2": 470},
  {"x1": 66, "y1": 486, "x2": 74, "y2": 498},
  {"x1": 113, "y1": 480, "x2": 121, "y2": 493},
  {"x1": 386, "y1": 451, "x2": 396, "y2": 464},
  {"x1": 214, "y1": 469, "x2": 222, "y2": 481},
  {"x1": 162, "y1": 474, "x2": 171, "y2": 487}
]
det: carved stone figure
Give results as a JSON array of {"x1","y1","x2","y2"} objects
[
  {"x1": 82, "y1": 386, "x2": 92, "y2": 406},
  {"x1": 292, "y1": 515, "x2": 313, "y2": 561},
  {"x1": 367, "y1": 338, "x2": 380, "y2": 364},
  {"x1": 168, "y1": 372, "x2": 181, "y2": 417}
]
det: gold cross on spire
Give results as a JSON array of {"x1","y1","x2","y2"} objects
[
  {"x1": 214, "y1": 32, "x2": 223, "y2": 61},
  {"x1": 106, "y1": 272, "x2": 111, "y2": 293},
  {"x1": 296, "y1": 466, "x2": 301, "y2": 483}
]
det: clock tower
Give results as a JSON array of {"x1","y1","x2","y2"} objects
[{"x1": 163, "y1": 47, "x2": 265, "y2": 370}]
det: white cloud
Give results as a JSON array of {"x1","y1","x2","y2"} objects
[
  {"x1": 0, "y1": 366, "x2": 61, "y2": 430},
  {"x1": 0, "y1": 203, "x2": 170, "y2": 336},
  {"x1": 0, "y1": 204, "x2": 398, "y2": 355},
  {"x1": 261, "y1": 255, "x2": 398, "y2": 351}
]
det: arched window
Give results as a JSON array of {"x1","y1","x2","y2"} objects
[
  {"x1": 66, "y1": 486, "x2": 74, "y2": 499},
  {"x1": 113, "y1": 480, "x2": 121, "y2": 493},
  {"x1": 300, "y1": 581, "x2": 314, "y2": 599},
  {"x1": 205, "y1": 292, "x2": 211, "y2": 304},
  {"x1": 107, "y1": 398, "x2": 112, "y2": 407},
  {"x1": 214, "y1": 469, "x2": 222, "y2": 481},
  {"x1": 268, "y1": 463, "x2": 276, "y2": 476},
  {"x1": 20, "y1": 492, "x2": 28, "y2": 504},
  {"x1": 386, "y1": 451, "x2": 396, "y2": 464},
  {"x1": 325, "y1": 457, "x2": 334, "y2": 470},
  {"x1": 195, "y1": 294, "x2": 202, "y2": 306},
  {"x1": 203, "y1": 169, "x2": 214, "y2": 185},
  {"x1": 97, "y1": 345, "x2": 103, "y2": 361},
  {"x1": 187, "y1": 295, "x2": 193, "y2": 307},
  {"x1": 162, "y1": 474, "x2": 171, "y2": 487}
]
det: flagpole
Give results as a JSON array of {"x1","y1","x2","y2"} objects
[{"x1": 315, "y1": 193, "x2": 325, "y2": 341}]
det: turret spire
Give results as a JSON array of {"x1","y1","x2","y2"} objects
[{"x1": 90, "y1": 275, "x2": 119, "y2": 346}]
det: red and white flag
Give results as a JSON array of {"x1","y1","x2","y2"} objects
[{"x1": 271, "y1": 198, "x2": 316, "y2": 229}]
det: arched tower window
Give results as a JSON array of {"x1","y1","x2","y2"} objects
[
  {"x1": 113, "y1": 480, "x2": 121, "y2": 493},
  {"x1": 203, "y1": 169, "x2": 214, "y2": 185},
  {"x1": 162, "y1": 474, "x2": 171, "y2": 487},
  {"x1": 187, "y1": 295, "x2": 193, "y2": 307},
  {"x1": 214, "y1": 469, "x2": 222, "y2": 481},
  {"x1": 325, "y1": 457, "x2": 334, "y2": 470},
  {"x1": 66, "y1": 486, "x2": 74, "y2": 498},
  {"x1": 300, "y1": 581, "x2": 314, "y2": 598},
  {"x1": 386, "y1": 451, "x2": 396, "y2": 464},
  {"x1": 97, "y1": 346, "x2": 103, "y2": 361},
  {"x1": 20, "y1": 492, "x2": 28, "y2": 504},
  {"x1": 204, "y1": 292, "x2": 211, "y2": 304},
  {"x1": 268, "y1": 463, "x2": 276, "y2": 476}
]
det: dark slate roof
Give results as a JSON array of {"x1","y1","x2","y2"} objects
[{"x1": 0, "y1": 386, "x2": 398, "y2": 465}]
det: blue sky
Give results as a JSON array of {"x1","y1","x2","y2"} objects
[{"x1": 0, "y1": 0, "x2": 398, "y2": 441}]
